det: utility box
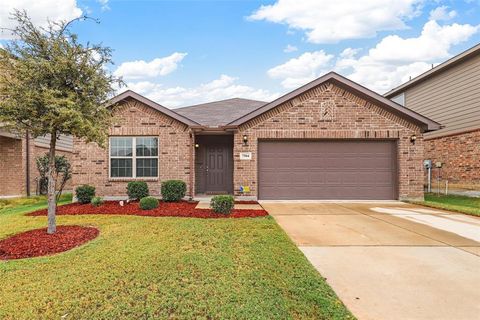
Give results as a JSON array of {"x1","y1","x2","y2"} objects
[{"x1": 423, "y1": 159, "x2": 432, "y2": 169}]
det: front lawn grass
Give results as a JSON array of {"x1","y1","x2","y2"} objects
[
  {"x1": 0, "y1": 199, "x2": 353, "y2": 319},
  {"x1": 0, "y1": 193, "x2": 72, "y2": 215},
  {"x1": 415, "y1": 193, "x2": 480, "y2": 217}
]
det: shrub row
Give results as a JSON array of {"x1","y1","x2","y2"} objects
[
  {"x1": 75, "y1": 180, "x2": 187, "y2": 206},
  {"x1": 76, "y1": 181, "x2": 236, "y2": 214}
]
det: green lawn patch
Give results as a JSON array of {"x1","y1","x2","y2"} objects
[
  {"x1": 414, "y1": 193, "x2": 480, "y2": 217},
  {"x1": 0, "y1": 193, "x2": 72, "y2": 215},
  {"x1": 0, "y1": 199, "x2": 353, "y2": 319}
]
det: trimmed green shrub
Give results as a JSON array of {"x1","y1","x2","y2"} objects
[
  {"x1": 75, "y1": 185, "x2": 96, "y2": 204},
  {"x1": 91, "y1": 196, "x2": 103, "y2": 207},
  {"x1": 127, "y1": 181, "x2": 149, "y2": 200},
  {"x1": 210, "y1": 195, "x2": 235, "y2": 214},
  {"x1": 161, "y1": 180, "x2": 186, "y2": 202},
  {"x1": 139, "y1": 196, "x2": 159, "y2": 210}
]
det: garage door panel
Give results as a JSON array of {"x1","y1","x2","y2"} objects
[
  {"x1": 323, "y1": 172, "x2": 342, "y2": 184},
  {"x1": 370, "y1": 156, "x2": 393, "y2": 167},
  {"x1": 292, "y1": 158, "x2": 320, "y2": 168},
  {"x1": 260, "y1": 176, "x2": 278, "y2": 185},
  {"x1": 258, "y1": 141, "x2": 397, "y2": 200}
]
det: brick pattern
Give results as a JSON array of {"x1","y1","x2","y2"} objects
[
  {"x1": 233, "y1": 82, "x2": 424, "y2": 200},
  {"x1": 425, "y1": 129, "x2": 480, "y2": 190},
  {"x1": 0, "y1": 134, "x2": 74, "y2": 197},
  {"x1": 72, "y1": 98, "x2": 193, "y2": 197},
  {"x1": 0, "y1": 136, "x2": 24, "y2": 196}
]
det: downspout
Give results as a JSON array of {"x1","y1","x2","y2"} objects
[
  {"x1": 189, "y1": 130, "x2": 195, "y2": 200},
  {"x1": 25, "y1": 131, "x2": 31, "y2": 197}
]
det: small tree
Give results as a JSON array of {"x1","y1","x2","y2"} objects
[
  {"x1": 36, "y1": 154, "x2": 72, "y2": 202},
  {"x1": 0, "y1": 11, "x2": 122, "y2": 234}
]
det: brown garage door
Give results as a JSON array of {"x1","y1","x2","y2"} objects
[{"x1": 258, "y1": 141, "x2": 397, "y2": 200}]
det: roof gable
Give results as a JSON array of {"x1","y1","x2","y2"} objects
[
  {"x1": 108, "y1": 90, "x2": 200, "y2": 126},
  {"x1": 228, "y1": 72, "x2": 441, "y2": 132}
]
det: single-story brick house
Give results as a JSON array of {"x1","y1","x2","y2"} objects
[
  {"x1": 72, "y1": 72, "x2": 440, "y2": 201},
  {"x1": 0, "y1": 129, "x2": 73, "y2": 198},
  {"x1": 385, "y1": 43, "x2": 480, "y2": 192}
]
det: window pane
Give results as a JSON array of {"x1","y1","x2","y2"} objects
[
  {"x1": 136, "y1": 137, "x2": 158, "y2": 157},
  {"x1": 110, "y1": 137, "x2": 132, "y2": 157},
  {"x1": 136, "y1": 158, "x2": 158, "y2": 177},
  {"x1": 111, "y1": 158, "x2": 133, "y2": 177}
]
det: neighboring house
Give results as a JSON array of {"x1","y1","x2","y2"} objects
[
  {"x1": 385, "y1": 43, "x2": 480, "y2": 191},
  {"x1": 0, "y1": 127, "x2": 73, "y2": 198},
  {"x1": 73, "y1": 72, "x2": 440, "y2": 201}
]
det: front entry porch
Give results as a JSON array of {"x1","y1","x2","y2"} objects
[{"x1": 194, "y1": 135, "x2": 234, "y2": 195}]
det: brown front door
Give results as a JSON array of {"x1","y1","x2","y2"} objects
[{"x1": 205, "y1": 144, "x2": 229, "y2": 194}]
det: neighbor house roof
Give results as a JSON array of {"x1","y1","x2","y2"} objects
[
  {"x1": 385, "y1": 43, "x2": 480, "y2": 98},
  {"x1": 228, "y1": 72, "x2": 441, "y2": 132},
  {"x1": 108, "y1": 90, "x2": 200, "y2": 126},
  {"x1": 174, "y1": 98, "x2": 267, "y2": 127}
]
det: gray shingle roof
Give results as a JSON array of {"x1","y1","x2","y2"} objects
[{"x1": 174, "y1": 98, "x2": 267, "y2": 127}]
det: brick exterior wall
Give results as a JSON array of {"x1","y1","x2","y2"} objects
[
  {"x1": 425, "y1": 129, "x2": 480, "y2": 190},
  {"x1": 0, "y1": 136, "x2": 24, "y2": 196},
  {"x1": 233, "y1": 82, "x2": 425, "y2": 201},
  {"x1": 0, "y1": 135, "x2": 74, "y2": 197},
  {"x1": 72, "y1": 98, "x2": 193, "y2": 198}
]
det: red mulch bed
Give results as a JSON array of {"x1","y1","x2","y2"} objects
[
  {"x1": 0, "y1": 226, "x2": 99, "y2": 260},
  {"x1": 27, "y1": 201, "x2": 268, "y2": 219}
]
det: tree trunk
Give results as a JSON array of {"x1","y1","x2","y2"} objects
[{"x1": 47, "y1": 132, "x2": 57, "y2": 234}]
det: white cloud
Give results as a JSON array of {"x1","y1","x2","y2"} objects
[
  {"x1": 364, "y1": 20, "x2": 478, "y2": 63},
  {"x1": 249, "y1": 0, "x2": 423, "y2": 43},
  {"x1": 267, "y1": 50, "x2": 334, "y2": 88},
  {"x1": 114, "y1": 52, "x2": 187, "y2": 80},
  {"x1": 125, "y1": 75, "x2": 279, "y2": 107},
  {"x1": 340, "y1": 48, "x2": 362, "y2": 59},
  {"x1": 267, "y1": 20, "x2": 479, "y2": 93},
  {"x1": 97, "y1": 0, "x2": 110, "y2": 11},
  {"x1": 334, "y1": 20, "x2": 479, "y2": 93},
  {"x1": 0, "y1": 0, "x2": 83, "y2": 39},
  {"x1": 283, "y1": 44, "x2": 298, "y2": 53},
  {"x1": 429, "y1": 6, "x2": 457, "y2": 21}
]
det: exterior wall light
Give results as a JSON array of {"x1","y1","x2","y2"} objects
[
  {"x1": 242, "y1": 135, "x2": 248, "y2": 145},
  {"x1": 410, "y1": 135, "x2": 417, "y2": 144},
  {"x1": 195, "y1": 143, "x2": 199, "y2": 148}
]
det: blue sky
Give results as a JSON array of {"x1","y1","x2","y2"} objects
[{"x1": 1, "y1": 0, "x2": 480, "y2": 107}]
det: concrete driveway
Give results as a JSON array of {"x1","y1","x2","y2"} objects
[{"x1": 261, "y1": 201, "x2": 480, "y2": 320}]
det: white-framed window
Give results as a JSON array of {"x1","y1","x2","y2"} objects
[{"x1": 109, "y1": 137, "x2": 158, "y2": 178}]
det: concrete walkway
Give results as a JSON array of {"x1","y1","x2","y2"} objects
[{"x1": 261, "y1": 201, "x2": 480, "y2": 320}]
